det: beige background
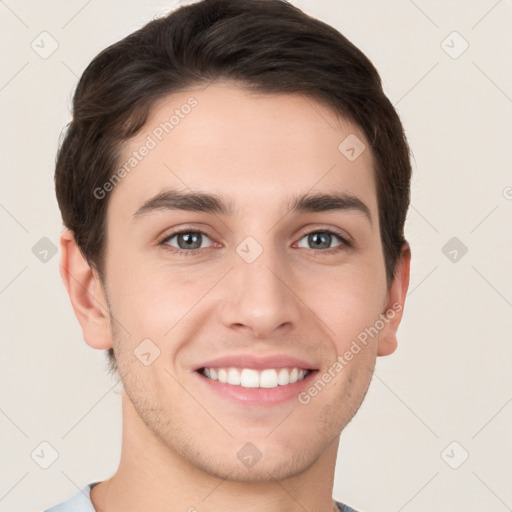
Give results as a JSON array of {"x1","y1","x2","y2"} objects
[{"x1": 1, "y1": 1, "x2": 511, "y2": 510}]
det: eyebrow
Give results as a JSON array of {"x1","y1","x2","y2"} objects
[{"x1": 132, "y1": 189, "x2": 373, "y2": 226}]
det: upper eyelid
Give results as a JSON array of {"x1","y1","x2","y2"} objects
[
  {"x1": 161, "y1": 226, "x2": 350, "y2": 247},
  {"x1": 160, "y1": 228, "x2": 213, "y2": 244}
]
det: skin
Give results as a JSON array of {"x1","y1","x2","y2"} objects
[{"x1": 60, "y1": 80, "x2": 411, "y2": 512}]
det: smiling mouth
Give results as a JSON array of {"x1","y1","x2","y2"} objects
[{"x1": 198, "y1": 367, "x2": 312, "y2": 389}]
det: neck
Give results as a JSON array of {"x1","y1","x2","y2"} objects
[{"x1": 91, "y1": 389, "x2": 340, "y2": 512}]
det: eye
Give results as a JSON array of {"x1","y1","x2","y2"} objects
[
  {"x1": 296, "y1": 229, "x2": 350, "y2": 253},
  {"x1": 161, "y1": 230, "x2": 214, "y2": 255},
  {"x1": 159, "y1": 228, "x2": 351, "y2": 257}
]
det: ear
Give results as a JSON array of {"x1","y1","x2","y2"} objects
[
  {"x1": 377, "y1": 242, "x2": 411, "y2": 357},
  {"x1": 59, "y1": 229, "x2": 113, "y2": 350}
]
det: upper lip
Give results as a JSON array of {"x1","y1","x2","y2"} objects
[{"x1": 193, "y1": 354, "x2": 318, "y2": 371}]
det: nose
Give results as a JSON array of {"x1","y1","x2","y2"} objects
[{"x1": 218, "y1": 243, "x2": 301, "y2": 339}]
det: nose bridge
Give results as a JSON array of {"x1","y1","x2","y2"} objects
[
  {"x1": 220, "y1": 233, "x2": 300, "y2": 337},
  {"x1": 238, "y1": 239, "x2": 284, "y2": 297}
]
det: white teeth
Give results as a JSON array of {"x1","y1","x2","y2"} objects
[
  {"x1": 260, "y1": 369, "x2": 278, "y2": 388},
  {"x1": 227, "y1": 367, "x2": 241, "y2": 385},
  {"x1": 218, "y1": 368, "x2": 227, "y2": 384},
  {"x1": 201, "y1": 367, "x2": 309, "y2": 389},
  {"x1": 240, "y1": 368, "x2": 259, "y2": 388},
  {"x1": 278, "y1": 368, "x2": 290, "y2": 385}
]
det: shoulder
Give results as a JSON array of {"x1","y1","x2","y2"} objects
[
  {"x1": 43, "y1": 482, "x2": 99, "y2": 512},
  {"x1": 335, "y1": 500, "x2": 362, "y2": 512}
]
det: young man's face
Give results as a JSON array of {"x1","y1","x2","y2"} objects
[{"x1": 74, "y1": 81, "x2": 409, "y2": 482}]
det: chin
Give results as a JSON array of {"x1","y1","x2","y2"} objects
[{"x1": 196, "y1": 446, "x2": 320, "y2": 483}]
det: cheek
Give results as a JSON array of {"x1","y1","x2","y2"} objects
[
  {"x1": 333, "y1": 294, "x2": 384, "y2": 347},
  {"x1": 313, "y1": 268, "x2": 386, "y2": 345},
  {"x1": 107, "y1": 260, "x2": 215, "y2": 338}
]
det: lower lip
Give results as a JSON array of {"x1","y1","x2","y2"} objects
[{"x1": 195, "y1": 370, "x2": 317, "y2": 405}]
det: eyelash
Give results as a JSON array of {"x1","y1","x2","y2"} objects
[{"x1": 159, "y1": 228, "x2": 351, "y2": 257}]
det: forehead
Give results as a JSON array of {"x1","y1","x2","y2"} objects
[{"x1": 109, "y1": 81, "x2": 377, "y2": 222}]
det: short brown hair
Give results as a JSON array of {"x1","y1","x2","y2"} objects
[{"x1": 55, "y1": 0, "x2": 412, "y2": 376}]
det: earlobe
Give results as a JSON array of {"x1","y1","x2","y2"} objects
[
  {"x1": 59, "y1": 229, "x2": 113, "y2": 350},
  {"x1": 377, "y1": 242, "x2": 411, "y2": 357}
]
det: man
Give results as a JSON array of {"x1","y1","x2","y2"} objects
[{"x1": 46, "y1": 0, "x2": 411, "y2": 510}]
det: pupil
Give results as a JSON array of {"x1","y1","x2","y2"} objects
[
  {"x1": 310, "y1": 232, "x2": 330, "y2": 249},
  {"x1": 179, "y1": 232, "x2": 200, "y2": 249}
]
